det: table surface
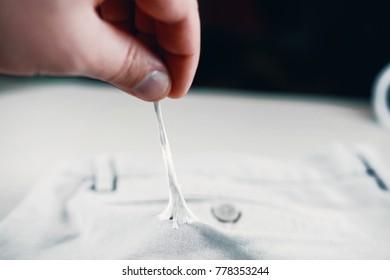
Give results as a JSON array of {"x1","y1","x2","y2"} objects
[{"x1": 0, "y1": 77, "x2": 389, "y2": 220}]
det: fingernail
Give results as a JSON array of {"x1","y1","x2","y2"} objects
[{"x1": 133, "y1": 71, "x2": 170, "y2": 101}]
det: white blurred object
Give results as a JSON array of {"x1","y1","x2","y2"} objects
[
  {"x1": 373, "y1": 63, "x2": 390, "y2": 129},
  {"x1": 0, "y1": 78, "x2": 390, "y2": 221}
]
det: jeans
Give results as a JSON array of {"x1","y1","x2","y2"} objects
[{"x1": 0, "y1": 145, "x2": 389, "y2": 259}]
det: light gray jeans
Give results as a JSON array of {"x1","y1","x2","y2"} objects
[{"x1": 0, "y1": 145, "x2": 389, "y2": 259}]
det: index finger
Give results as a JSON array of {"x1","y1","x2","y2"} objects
[{"x1": 135, "y1": 0, "x2": 200, "y2": 98}]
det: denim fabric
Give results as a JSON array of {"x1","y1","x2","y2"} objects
[{"x1": 0, "y1": 145, "x2": 389, "y2": 259}]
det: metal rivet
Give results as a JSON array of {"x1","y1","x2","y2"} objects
[{"x1": 212, "y1": 204, "x2": 241, "y2": 223}]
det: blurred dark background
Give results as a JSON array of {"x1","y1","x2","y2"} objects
[{"x1": 193, "y1": 0, "x2": 390, "y2": 99}]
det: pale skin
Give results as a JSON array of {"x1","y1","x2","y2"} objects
[{"x1": 0, "y1": 0, "x2": 200, "y2": 101}]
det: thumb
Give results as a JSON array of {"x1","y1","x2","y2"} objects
[{"x1": 80, "y1": 18, "x2": 171, "y2": 102}]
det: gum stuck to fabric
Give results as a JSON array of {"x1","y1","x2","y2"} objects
[{"x1": 153, "y1": 102, "x2": 199, "y2": 228}]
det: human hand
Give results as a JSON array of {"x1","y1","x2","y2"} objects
[{"x1": 0, "y1": 0, "x2": 200, "y2": 101}]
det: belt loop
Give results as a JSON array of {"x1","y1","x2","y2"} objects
[
  {"x1": 92, "y1": 154, "x2": 117, "y2": 192},
  {"x1": 353, "y1": 145, "x2": 389, "y2": 191}
]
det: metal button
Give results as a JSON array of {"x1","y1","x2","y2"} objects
[{"x1": 212, "y1": 204, "x2": 241, "y2": 223}]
